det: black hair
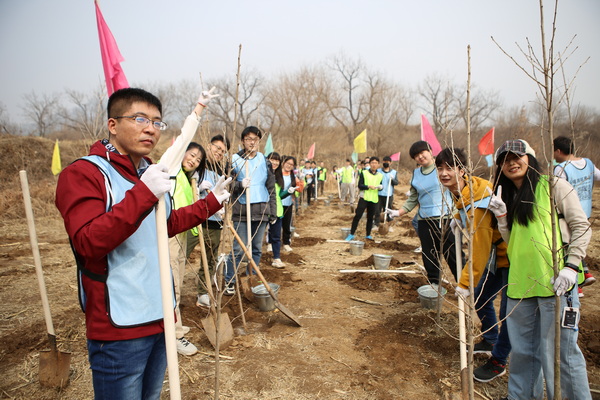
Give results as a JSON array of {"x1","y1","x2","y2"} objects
[
  {"x1": 107, "y1": 88, "x2": 162, "y2": 118},
  {"x1": 409, "y1": 141, "x2": 432, "y2": 159},
  {"x1": 241, "y1": 126, "x2": 262, "y2": 140},
  {"x1": 494, "y1": 154, "x2": 541, "y2": 229},
  {"x1": 267, "y1": 152, "x2": 281, "y2": 161},
  {"x1": 185, "y1": 142, "x2": 206, "y2": 182},
  {"x1": 435, "y1": 148, "x2": 467, "y2": 170},
  {"x1": 211, "y1": 134, "x2": 230, "y2": 150},
  {"x1": 383, "y1": 156, "x2": 392, "y2": 162},
  {"x1": 369, "y1": 156, "x2": 380, "y2": 162},
  {"x1": 553, "y1": 136, "x2": 574, "y2": 155},
  {"x1": 275, "y1": 155, "x2": 297, "y2": 189}
]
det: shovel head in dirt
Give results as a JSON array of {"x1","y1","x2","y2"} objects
[
  {"x1": 39, "y1": 335, "x2": 71, "y2": 388},
  {"x1": 201, "y1": 312, "x2": 234, "y2": 350},
  {"x1": 378, "y1": 222, "x2": 390, "y2": 236}
]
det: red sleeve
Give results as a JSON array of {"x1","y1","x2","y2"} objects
[
  {"x1": 55, "y1": 160, "x2": 162, "y2": 261},
  {"x1": 167, "y1": 193, "x2": 222, "y2": 236}
]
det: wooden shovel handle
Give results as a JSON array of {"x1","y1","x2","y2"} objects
[
  {"x1": 20, "y1": 170, "x2": 56, "y2": 339},
  {"x1": 226, "y1": 224, "x2": 276, "y2": 300}
]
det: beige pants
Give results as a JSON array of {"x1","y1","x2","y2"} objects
[{"x1": 168, "y1": 232, "x2": 187, "y2": 339}]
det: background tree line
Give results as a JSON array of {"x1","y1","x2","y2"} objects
[{"x1": 2, "y1": 53, "x2": 599, "y2": 171}]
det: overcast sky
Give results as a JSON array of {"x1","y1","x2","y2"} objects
[{"x1": 1, "y1": 0, "x2": 599, "y2": 125}]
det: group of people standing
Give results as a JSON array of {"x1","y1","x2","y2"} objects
[
  {"x1": 379, "y1": 137, "x2": 596, "y2": 399},
  {"x1": 53, "y1": 83, "x2": 597, "y2": 399}
]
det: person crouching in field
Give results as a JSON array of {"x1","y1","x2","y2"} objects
[
  {"x1": 55, "y1": 88, "x2": 230, "y2": 399},
  {"x1": 435, "y1": 148, "x2": 511, "y2": 383}
]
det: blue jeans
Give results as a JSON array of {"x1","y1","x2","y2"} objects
[
  {"x1": 506, "y1": 285, "x2": 591, "y2": 400},
  {"x1": 88, "y1": 333, "x2": 166, "y2": 400},
  {"x1": 225, "y1": 220, "x2": 267, "y2": 284},
  {"x1": 474, "y1": 267, "x2": 511, "y2": 364},
  {"x1": 268, "y1": 218, "x2": 282, "y2": 259}
]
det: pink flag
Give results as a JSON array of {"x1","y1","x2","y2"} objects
[
  {"x1": 390, "y1": 152, "x2": 401, "y2": 162},
  {"x1": 307, "y1": 142, "x2": 316, "y2": 160},
  {"x1": 420, "y1": 114, "x2": 441, "y2": 156},
  {"x1": 95, "y1": 1, "x2": 129, "y2": 96}
]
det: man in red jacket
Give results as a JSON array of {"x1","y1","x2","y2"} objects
[{"x1": 55, "y1": 88, "x2": 229, "y2": 399}]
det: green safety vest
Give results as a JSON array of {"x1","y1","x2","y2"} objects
[
  {"x1": 173, "y1": 169, "x2": 198, "y2": 236},
  {"x1": 362, "y1": 171, "x2": 383, "y2": 203}
]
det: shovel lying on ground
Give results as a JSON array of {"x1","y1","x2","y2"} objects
[
  {"x1": 192, "y1": 181, "x2": 234, "y2": 349},
  {"x1": 20, "y1": 170, "x2": 71, "y2": 388},
  {"x1": 227, "y1": 224, "x2": 302, "y2": 327}
]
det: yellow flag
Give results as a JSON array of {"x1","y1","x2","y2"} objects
[
  {"x1": 353, "y1": 129, "x2": 367, "y2": 153},
  {"x1": 51, "y1": 139, "x2": 62, "y2": 175}
]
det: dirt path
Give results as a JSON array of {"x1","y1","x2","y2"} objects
[{"x1": 1, "y1": 187, "x2": 599, "y2": 400}]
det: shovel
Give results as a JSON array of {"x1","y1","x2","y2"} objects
[
  {"x1": 240, "y1": 162, "x2": 255, "y2": 300},
  {"x1": 227, "y1": 224, "x2": 302, "y2": 327},
  {"x1": 191, "y1": 180, "x2": 234, "y2": 349},
  {"x1": 20, "y1": 170, "x2": 71, "y2": 388},
  {"x1": 378, "y1": 182, "x2": 392, "y2": 236},
  {"x1": 197, "y1": 225, "x2": 234, "y2": 349}
]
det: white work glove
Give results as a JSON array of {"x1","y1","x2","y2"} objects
[
  {"x1": 378, "y1": 185, "x2": 384, "y2": 190},
  {"x1": 198, "y1": 180, "x2": 213, "y2": 191},
  {"x1": 212, "y1": 176, "x2": 232, "y2": 204},
  {"x1": 215, "y1": 208, "x2": 225, "y2": 218},
  {"x1": 242, "y1": 177, "x2": 251, "y2": 188},
  {"x1": 487, "y1": 186, "x2": 507, "y2": 218},
  {"x1": 140, "y1": 164, "x2": 171, "y2": 198},
  {"x1": 287, "y1": 186, "x2": 297, "y2": 194},
  {"x1": 269, "y1": 216, "x2": 277, "y2": 225},
  {"x1": 386, "y1": 208, "x2": 400, "y2": 218},
  {"x1": 551, "y1": 266, "x2": 578, "y2": 296},
  {"x1": 197, "y1": 86, "x2": 219, "y2": 107},
  {"x1": 455, "y1": 286, "x2": 470, "y2": 299}
]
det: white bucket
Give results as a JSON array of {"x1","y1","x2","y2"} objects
[
  {"x1": 340, "y1": 227, "x2": 351, "y2": 239},
  {"x1": 417, "y1": 284, "x2": 447, "y2": 310},
  {"x1": 252, "y1": 283, "x2": 280, "y2": 312},
  {"x1": 373, "y1": 254, "x2": 393, "y2": 270},
  {"x1": 349, "y1": 241, "x2": 364, "y2": 256}
]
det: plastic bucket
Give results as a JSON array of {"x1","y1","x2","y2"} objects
[
  {"x1": 340, "y1": 227, "x2": 351, "y2": 239},
  {"x1": 349, "y1": 241, "x2": 364, "y2": 256},
  {"x1": 417, "y1": 285, "x2": 447, "y2": 310},
  {"x1": 373, "y1": 254, "x2": 393, "y2": 270},
  {"x1": 252, "y1": 283, "x2": 280, "y2": 312},
  {"x1": 324, "y1": 199, "x2": 331, "y2": 206}
]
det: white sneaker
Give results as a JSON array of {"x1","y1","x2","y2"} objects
[
  {"x1": 224, "y1": 282, "x2": 235, "y2": 296},
  {"x1": 266, "y1": 243, "x2": 272, "y2": 252},
  {"x1": 182, "y1": 326, "x2": 190, "y2": 335},
  {"x1": 388, "y1": 227, "x2": 394, "y2": 232},
  {"x1": 176, "y1": 337, "x2": 198, "y2": 356},
  {"x1": 272, "y1": 258, "x2": 285, "y2": 268},
  {"x1": 293, "y1": 232, "x2": 300, "y2": 238},
  {"x1": 413, "y1": 246, "x2": 422, "y2": 253},
  {"x1": 283, "y1": 244, "x2": 293, "y2": 252},
  {"x1": 196, "y1": 294, "x2": 210, "y2": 307}
]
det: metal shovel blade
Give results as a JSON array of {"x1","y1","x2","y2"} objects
[
  {"x1": 201, "y1": 312, "x2": 234, "y2": 350},
  {"x1": 39, "y1": 346, "x2": 71, "y2": 388}
]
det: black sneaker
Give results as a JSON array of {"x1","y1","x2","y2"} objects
[
  {"x1": 474, "y1": 357, "x2": 506, "y2": 383},
  {"x1": 472, "y1": 339, "x2": 494, "y2": 355}
]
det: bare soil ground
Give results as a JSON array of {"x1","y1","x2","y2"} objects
[{"x1": 1, "y1": 138, "x2": 599, "y2": 400}]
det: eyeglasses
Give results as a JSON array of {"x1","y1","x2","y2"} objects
[
  {"x1": 211, "y1": 143, "x2": 227, "y2": 154},
  {"x1": 112, "y1": 115, "x2": 168, "y2": 131},
  {"x1": 243, "y1": 136, "x2": 260, "y2": 142}
]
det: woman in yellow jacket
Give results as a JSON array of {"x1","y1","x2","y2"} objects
[{"x1": 436, "y1": 148, "x2": 510, "y2": 383}]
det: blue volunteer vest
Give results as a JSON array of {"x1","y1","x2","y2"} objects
[
  {"x1": 80, "y1": 156, "x2": 175, "y2": 327},
  {"x1": 281, "y1": 175, "x2": 294, "y2": 206},
  {"x1": 556, "y1": 159, "x2": 594, "y2": 218},
  {"x1": 231, "y1": 152, "x2": 270, "y2": 204},
  {"x1": 378, "y1": 168, "x2": 397, "y2": 197},
  {"x1": 458, "y1": 197, "x2": 491, "y2": 227},
  {"x1": 412, "y1": 167, "x2": 452, "y2": 219},
  {"x1": 199, "y1": 169, "x2": 223, "y2": 222}
]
